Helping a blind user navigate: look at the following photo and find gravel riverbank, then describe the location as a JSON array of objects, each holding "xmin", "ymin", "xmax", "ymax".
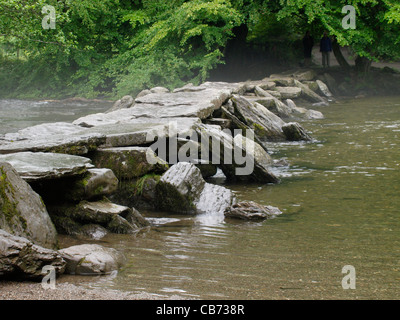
[{"xmin": 0, "ymin": 281, "xmax": 184, "ymax": 300}]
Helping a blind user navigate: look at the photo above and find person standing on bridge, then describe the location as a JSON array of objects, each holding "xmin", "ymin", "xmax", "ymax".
[
  {"xmin": 302, "ymin": 31, "xmax": 314, "ymax": 67},
  {"xmin": 320, "ymin": 31, "xmax": 332, "ymax": 68}
]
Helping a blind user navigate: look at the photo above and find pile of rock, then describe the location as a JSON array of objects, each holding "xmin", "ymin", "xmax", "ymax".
[
  {"xmin": 1, "ymin": 71, "xmax": 335, "ymax": 280},
  {"xmin": 0, "ymin": 229, "xmax": 125, "ymax": 278},
  {"xmin": 0, "ymin": 163, "xmax": 126, "ymax": 279}
]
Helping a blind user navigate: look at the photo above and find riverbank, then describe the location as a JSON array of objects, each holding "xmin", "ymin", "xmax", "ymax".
[{"xmin": 0, "ymin": 281, "xmax": 183, "ymax": 300}]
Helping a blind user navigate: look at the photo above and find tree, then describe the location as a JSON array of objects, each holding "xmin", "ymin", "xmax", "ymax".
[
  {"xmin": 1, "ymin": 0, "xmax": 399, "ymax": 98},
  {"xmin": 272, "ymin": 0, "xmax": 400, "ymax": 74}
]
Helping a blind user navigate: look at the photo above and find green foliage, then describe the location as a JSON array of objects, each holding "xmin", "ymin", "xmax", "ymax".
[
  {"xmin": 0, "ymin": 0, "xmax": 399, "ymax": 98},
  {"xmin": 275, "ymin": 0, "xmax": 400, "ymax": 62},
  {"xmin": 0, "ymin": 0, "xmax": 242, "ymax": 98},
  {"xmin": 109, "ymin": 0, "xmax": 243, "ymax": 96}
]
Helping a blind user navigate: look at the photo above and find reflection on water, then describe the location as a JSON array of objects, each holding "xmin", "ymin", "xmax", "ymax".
[{"xmin": 3, "ymin": 96, "xmax": 400, "ymax": 299}]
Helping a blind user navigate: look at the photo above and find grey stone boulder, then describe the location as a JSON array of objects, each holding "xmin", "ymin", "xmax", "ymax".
[
  {"xmin": 155, "ymin": 162, "xmax": 235, "ymax": 214},
  {"xmin": 282, "ymin": 122, "xmax": 313, "ymax": 141},
  {"xmin": 285, "ymin": 99, "xmax": 324, "ymax": 120},
  {"xmin": 0, "ymin": 152, "xmax": 93, "ymax": 182},
  {"xmin": 123, "ymin": 207, "xmax": 150, "ymax": 229},
  {"xmin": 70, "ymin": 201, "xmax": 132, "ymax": 225},
  {"xmin": 194, "ymin": 124, "xmax": 278, "ymax": 183},
  {"xmin": 316, "ymin": 80, "xmax": 333, "ymax": 97},
  {"xmin": 257, "ymin": 81, "xmax": 277, "ymax": 91},
  {"xmin": 233, "ymin": 134, "xmax": 273, "ymax": 168},
  {"xmin": 265, "ymin": 90, "xmax": 282, "ymax": 99},
  {"xmin": 268, "ymin": 75, "xmax": 295, "ymax": 87},
  {"xmin": 48, "ymin": 200, "xmax": 148, "ymax": 235},
  {"xmin": 203, "ymin": 118, "xmax": 232, "ymax": 130},
  {"xmin": 270, "ymin": 98, "xmax": 293, "ymax": 118},
  {"xmin": 232, "ymin": 134, "xmax": 279, "ymax": 183},
  {"xmin": 0, "ymin": 229, "xmax": 66, "ymax": 279},
  {"xmin": 150, "ymin": 86, "xmax": 170, "ymax": 94},
  {"xmin": 303, "ymin": 81, "xmax": 319, "ymax": 92},
  {"xmin": 0, "ymin": 162, "xmax": 58, "ymax": 249},
  {"xmin": 221, "ymin": 105, "xmax": 271, "ymax": 153},
  {"xmin": 106, "ymin": 215, "xmax": 139, "ymax": 234},
  {"xmin": 66, "ymin": 168, "xmax": 119, "ymax": 201},
  {"xmin": 230, "ymin": 96, "xmax": 286, "ymax": 142},
  {"xmin": 224, "ymin": 201, "xmax": 282, "ymax": 221},
  {"xmin": 90, "ymin": 147, "xmax": 169, "ymax": 180},
  {"xmin": 136, "ymin": 89, "xmax": 151, "ymax": 98},
  {"xmin": 274, "ymin": 86, "xmax": 302, "ymax": 99},
  {"xmin": 197, "ymin": 125, "xmax": 279, "ymax": 183},
  {"xmin": 285, "ymin": 99, "xmax": 308, "ymax": 115},
  {"xmin": 193, "ymin": 160, "xmax": 218, "ymax": 179},
  {"xmin": 246, "ymin": 96, "xmax": 276, "ymax": 110},
  {"xmin": 252, "ymin": 87, "xmax": 292, "ymax": 118},
  {"xmin": 254, "ymin": 85, "xmax": 272, "ymax": 98},
  {"xmin": 294, "ymin": 79, "xmax": 327, "ymax": 104},
  {"xmin": 195, "ymin": 182, "xmax": 235, "ymax": 215},
  {"xmin": 155, "ymin": 162, "xmax": 205, "ymax": 214},
  {"xmin": 319, "ymin": 73, "xmax": 337, "ymax": 94},
  {"xmin": 59, "ymin": 244, "xmax": 126, "ymax": 275},
  {"xmin": 305, "ymin": 109, "xmax": 325, "ymax": 120},
  {"xmin": 106, "ymin": 95, "xmax": 134, "ymax": 113},
  {"xmin": 292, "ymin": 69, "xmax": 316, "ymax": 81}
]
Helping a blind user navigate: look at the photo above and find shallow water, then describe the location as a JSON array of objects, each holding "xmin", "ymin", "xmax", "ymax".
[
  {"xmin": 2, "ymin": 96, "xmax": 400, "ymax": 299},
  {"xmin": 0, "ymin": 99, "xmax": 112, "ymax": 135}
]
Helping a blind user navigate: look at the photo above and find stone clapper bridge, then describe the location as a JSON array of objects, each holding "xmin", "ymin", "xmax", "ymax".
[{"xmin": 0, "ymin": 70, "xmax": 332, "ymax": 278}]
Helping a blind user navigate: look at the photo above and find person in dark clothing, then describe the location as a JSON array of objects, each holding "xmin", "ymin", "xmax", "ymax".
[
  {"xmin": 320, "ymin": 31, "xmax": 332, "ymax": 68},
  {"xmin": 302, "ymin": 31, "xmax": 314, "ymax": 67}
]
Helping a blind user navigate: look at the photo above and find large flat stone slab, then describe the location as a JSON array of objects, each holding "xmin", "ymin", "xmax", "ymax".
[
  {"xmin": 274, "ymin": 86, "xmax": 302, "ymax": 99},
  {"xmin": 83, "ymin": 117, "xmax": 201, "ymax": 148},
  {"xmin": 3, "ymin": 122, "xmax": 85, "ymax": 141},
  {"xmin": 0, "ymin": 152, "xmax": 93, "ymax": 181},
  {"xmin": 72, "ymin": 86, "xmax": 232, "ymax": 127},
  {"xmin": 0, "ymin": 131, "xmax": 106, "ymax": 155},
  {"xmin": 0, "ymin": 118, "xmax": 201, "ymax": 155}
]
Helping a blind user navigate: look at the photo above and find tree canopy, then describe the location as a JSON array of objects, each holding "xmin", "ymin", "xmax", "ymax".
[{"xmin": 0, "ymin": 0, "xmax": 399, "ymax": 98}]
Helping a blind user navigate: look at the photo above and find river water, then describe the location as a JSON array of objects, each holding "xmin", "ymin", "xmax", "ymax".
[{"xmin": 1, "ymin": 96, "xmax": 399, "ymax": 299}]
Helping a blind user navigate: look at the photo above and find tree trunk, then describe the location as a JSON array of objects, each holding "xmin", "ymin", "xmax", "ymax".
[
  {"xmin": 355, "ymin": 56, "xmax": 372, "ymax": 75},
  {"xmin": 332, "ymin": 40, "xmax": 351, "ymax": 70}
]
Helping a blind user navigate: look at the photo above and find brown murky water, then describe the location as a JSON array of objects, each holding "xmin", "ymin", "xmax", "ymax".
[{"xmin": 2, "ymin": 96, "xmax": 400, "ymax": 299}]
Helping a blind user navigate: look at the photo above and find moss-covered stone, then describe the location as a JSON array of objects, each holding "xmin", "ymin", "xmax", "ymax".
[
  {"xmin": 90, "ymin": 147, "xmax": 169, "ymax": 180},
  {"xmin": 0, "ymin": 162, "xmax": 58, "ymax": 249},
  {"xmin": 0, "ymin": 166, "xmax": 19, "ymax": 228}
]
